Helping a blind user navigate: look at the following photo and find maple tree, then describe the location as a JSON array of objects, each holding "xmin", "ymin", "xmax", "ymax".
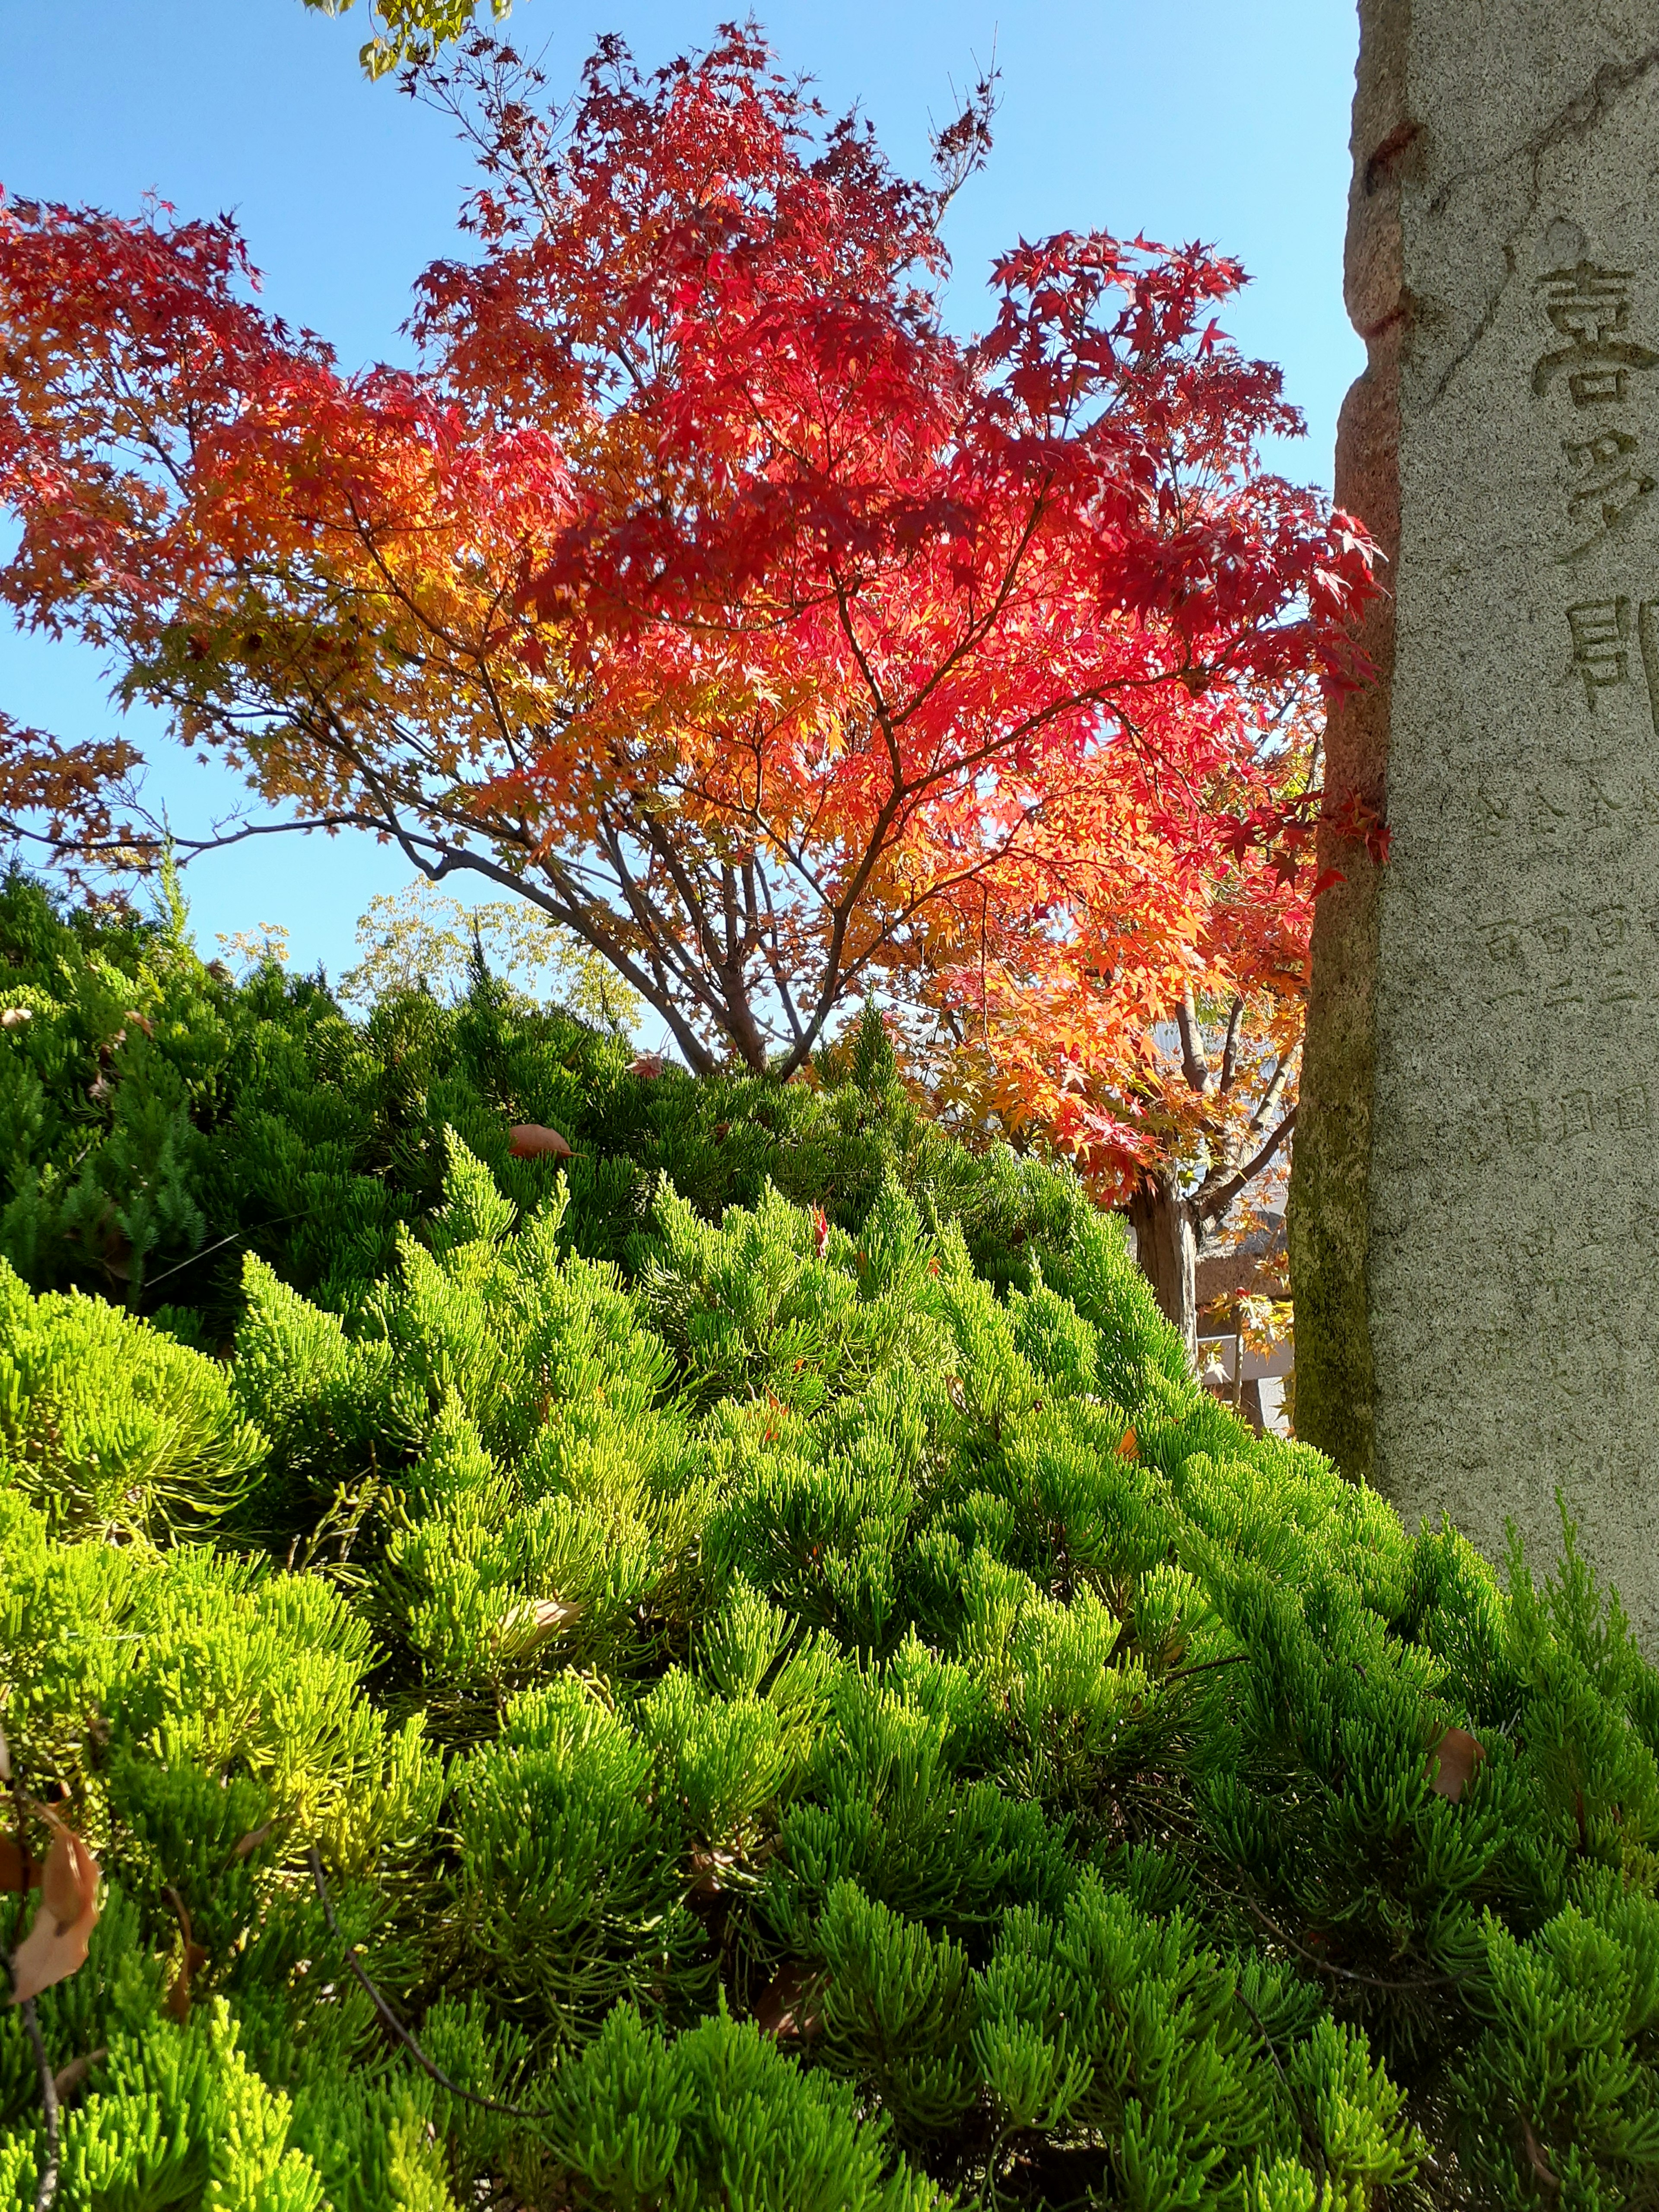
[
  {"xmin": 0, "ymin": 28, "xmax": 1375, "ymax": 1336},
  {"xmin": 905, "ymin": 695, "xmax": 1329, "ymax": 1357},
  {"xmin": 948, "ymin": 966, "xmax": 1308, "ymax": 1367}
]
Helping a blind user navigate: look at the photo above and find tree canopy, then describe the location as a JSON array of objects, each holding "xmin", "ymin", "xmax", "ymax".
[{"xmin": 0, "ymin": 27, "xmax": 1373, "ymax": 1214}]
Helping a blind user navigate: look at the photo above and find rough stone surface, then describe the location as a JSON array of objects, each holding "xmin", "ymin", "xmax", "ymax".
[{"xmin": 1290, "ymin": 0, "xmax": 1659, "ymax": 1641}]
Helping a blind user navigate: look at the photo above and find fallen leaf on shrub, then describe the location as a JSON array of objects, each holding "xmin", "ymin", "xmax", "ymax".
[
  {"xmin": 230, "ymin": 1821, "xmax": 277, "ymax": 1863},
  {"xmin": 122, "ymin": 1009, "xmax": 154, "ymax": 1038},
  {"xmin": 0, "ymin": 1007, "xmax": 31, "ymax": 1028},
  {"xmin": 52, "ymin": 2048, "xmax": 105, "ymax": 2104},
  {"xmin": 499, "ymin": 1595, "xmax": 582, "ymax": 1646},
  {"xmin": 1430, "ymin": 1726, "xmax": 1485, "ymax": 1802},
  {"xmin": 508, "ymin": 1122, "xmax": 572, "ymax": 1159},
  {"xmin": 629, "ymin": 1051, "xmax": 666, "ymax": 1078},
  {"xmin": 754, "ymin": 1961, "xmax": 823, "ymax": 2043},
  {"xmin": 1117, "ymin": 1427, "xmax": 1138, "ymax": 1459},
  {"xmin": 9, "ymin": 1815, "xmax": 99, "ymax": 2003},
  {"xmin": 0, "ymin": 1836, "xmax": 38, "ymax": 1893}
]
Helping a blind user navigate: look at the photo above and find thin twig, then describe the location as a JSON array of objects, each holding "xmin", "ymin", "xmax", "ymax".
[
  {"xmin": 1235, "ymin": 1887, "xmax": 1471, "ymax": 1993},
  {"xmin": 87, "ymin": 1197, "xmax": 321, "ymax": 1304},
  {"xmin": 4, "ymin": 1762, "xmax": 58, "ymax": 2212},
  {"xmin": 140, "ymin": 1230, "xmax": 248, "ymax": 1292},
  {"xmin": 1162, "ymin": 1651, "xmax": 1250, "ymax": 1684},
  {"xmin": 19, "ymin": 1999, "xmax": 59, "ymax": 2212},
  {"xmin": 308, "ymin": 1847, "xmax": 553, "ymax": 2121}
]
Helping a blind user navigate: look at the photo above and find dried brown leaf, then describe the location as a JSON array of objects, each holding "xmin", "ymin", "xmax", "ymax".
[
  {"xmin": 162, "ymin": 1883, "xmax": 207, "ymax": 2020},
  {"xmin": 0, "ymin": 1835, "xmax": 38, "ymax": 1893},
  {"xmin": 231, "ymin": 1821, "xmax": 276, "ymax": 1863},
  {"xmin": 1519, "ymin": 2113, "xmax": 1560, "ymax": 2194},
  {"xmin": 165, "ymin": 1941, "xmax": 208, "ymax": 2021},
  {"xmin": 51, "ymin": 2047, "xmax": 105, "ymax": 2104},
  {"xmin": 499, "ymin": 1595, "xmax": 582, "ymax": 1649},
  {"xmin": 0, "ymin": 1007, "xmax": 29, "ymax": 1029},
  {"xmin": 686, "ymin": 1845, "xmax": 739, "ymax": 1901},
  {"xmin": 9, "ymin": 1818, "xmax": 99, "ymax": 2003},
  {"xmin": 753, "ymin": 1960, "xmax": 823, "ymax": 2043},
  {"xmin": 508, "ymin": 1122, "xmax": 572, "ymax": 1159},
  {"xmin": 1430, "ymin": 1726, "xmax": 1485, "ymax": 1803}
]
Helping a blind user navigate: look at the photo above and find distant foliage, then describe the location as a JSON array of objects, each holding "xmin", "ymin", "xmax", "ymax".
[
  {"xmin": 337, "ymin": 882, "xmax": 638, "ymax": 1030},
  {"xmin": 299, "ymin": 0, "xmax": 510, "ymax": 79},
  {"xmin": 216, "ymin": 921, "xmax": 291, "ymax": 973},
  {"xmin": 3, "ymin": 880, "xmax": 1659, "ymax": 2206}
]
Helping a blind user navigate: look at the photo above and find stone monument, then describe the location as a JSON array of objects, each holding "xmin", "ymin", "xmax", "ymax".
[{"xmin": 1289, "ymin": 1, "xmax": 1659, "ymax": 1641}]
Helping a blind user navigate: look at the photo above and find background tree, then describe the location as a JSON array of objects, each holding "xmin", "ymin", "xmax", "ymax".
[
  {"xmin": 908, "ymin": 756, "xmax": 1317, "ymax": 1356},
  {"xmin": 0, "ymin": 30, "xmax": 1373, "ymax": 1101},
  {"xmin": 215, "ymin": 919, "xmax": 292, "ymax": 974},
  {"xmin": 337, "ymin": 880, "xmax": 639, "ymax": 1022},
  {"xmin": 300, "ymin": 0, "xmax": 511, "ymax": 78}
]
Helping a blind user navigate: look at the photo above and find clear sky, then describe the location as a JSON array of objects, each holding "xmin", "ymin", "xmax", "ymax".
[{"xmin": 1, "ymin": 0, "xmax": 1363, "ymax": 982}]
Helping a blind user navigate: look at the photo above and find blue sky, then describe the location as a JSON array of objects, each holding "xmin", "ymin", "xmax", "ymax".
[{"xmin": 1, "ymin": 0, "xmax": 1362, "ymax": 981}]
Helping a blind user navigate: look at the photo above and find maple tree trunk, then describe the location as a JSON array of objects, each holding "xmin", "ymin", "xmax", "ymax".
[{"xmin": 1127, "ymin": 1169, "xmax": 1198, "ymax": 1369}]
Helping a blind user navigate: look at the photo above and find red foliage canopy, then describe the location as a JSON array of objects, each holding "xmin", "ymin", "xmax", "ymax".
[{"xmin": 0, "ymin": 28, "xmax": 1374, "ymax": 1175}]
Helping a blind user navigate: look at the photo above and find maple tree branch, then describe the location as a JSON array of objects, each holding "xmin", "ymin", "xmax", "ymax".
[
  {"xmin": 596, "ymin": 807, "xmax": 734, "ymax": 1053},
  {"xmin": 1218, "ymin": 996, "xmax": 1246, "ymax": 1094},
  {"xmin": 751, "ymin": 859, "xmax": 807, "ymax": 1050},
  {"xmin": 1176, "ymin": 988, "xmax": 1210, "ymax": 1096},
  {"xmin": 1247, "ymin": 1052, "xmax": 1294, "ymax": 1137},
  {"xmin": 120, "ymin": 790, "xmax": 723, "ymax": 1073},
  {"xmin": 1195, "ymin": 1106, "xmax": 1296, "ymax": 1226},
  {"xmin": 636, "ymin": 814, "xmax": 728, "ymax": 984},
  {"xmin": 904, "ymin": 497, "xmax": 1053, "ymax": 721},
  {"xmin": 240, "ymin": 684, "xmax": 723, "ymax": 1062}
]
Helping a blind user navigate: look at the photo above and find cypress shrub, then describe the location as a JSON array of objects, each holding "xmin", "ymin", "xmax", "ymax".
[{"xmin": 1, "ymin": 873, "xmax": 1656, "ymax": 2207}]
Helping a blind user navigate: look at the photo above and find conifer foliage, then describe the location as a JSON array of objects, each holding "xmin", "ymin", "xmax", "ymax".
[{"xmin": 3, "ymin": 873, "xmax": 1659, "ymax": 2209}]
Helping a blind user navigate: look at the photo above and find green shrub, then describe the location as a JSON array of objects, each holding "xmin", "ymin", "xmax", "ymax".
[
  {"xmin": 5, "ymin": 880, "xmax": 1659, "ymax": 2206},
  {"xmin": 0, "ymin": 1257, "xmax": 266, "ymax": 1539}
]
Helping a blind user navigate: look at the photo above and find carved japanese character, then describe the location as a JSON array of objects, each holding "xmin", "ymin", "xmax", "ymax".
[
  {"xmin": 1505, "ymin": 1097, "xmax": 1542, "ymax": 1147},
  {"xmin": 1535, "ymin": 264, "xmax": 1659, "ymax": 405},
  {"xmin": 1567, "ymin": 597, "xmax": 1630, "ymax": 701},
  {"xmin": 1616, "ymin": 1083, "xmax": 1652, "ymax": 1131}
]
